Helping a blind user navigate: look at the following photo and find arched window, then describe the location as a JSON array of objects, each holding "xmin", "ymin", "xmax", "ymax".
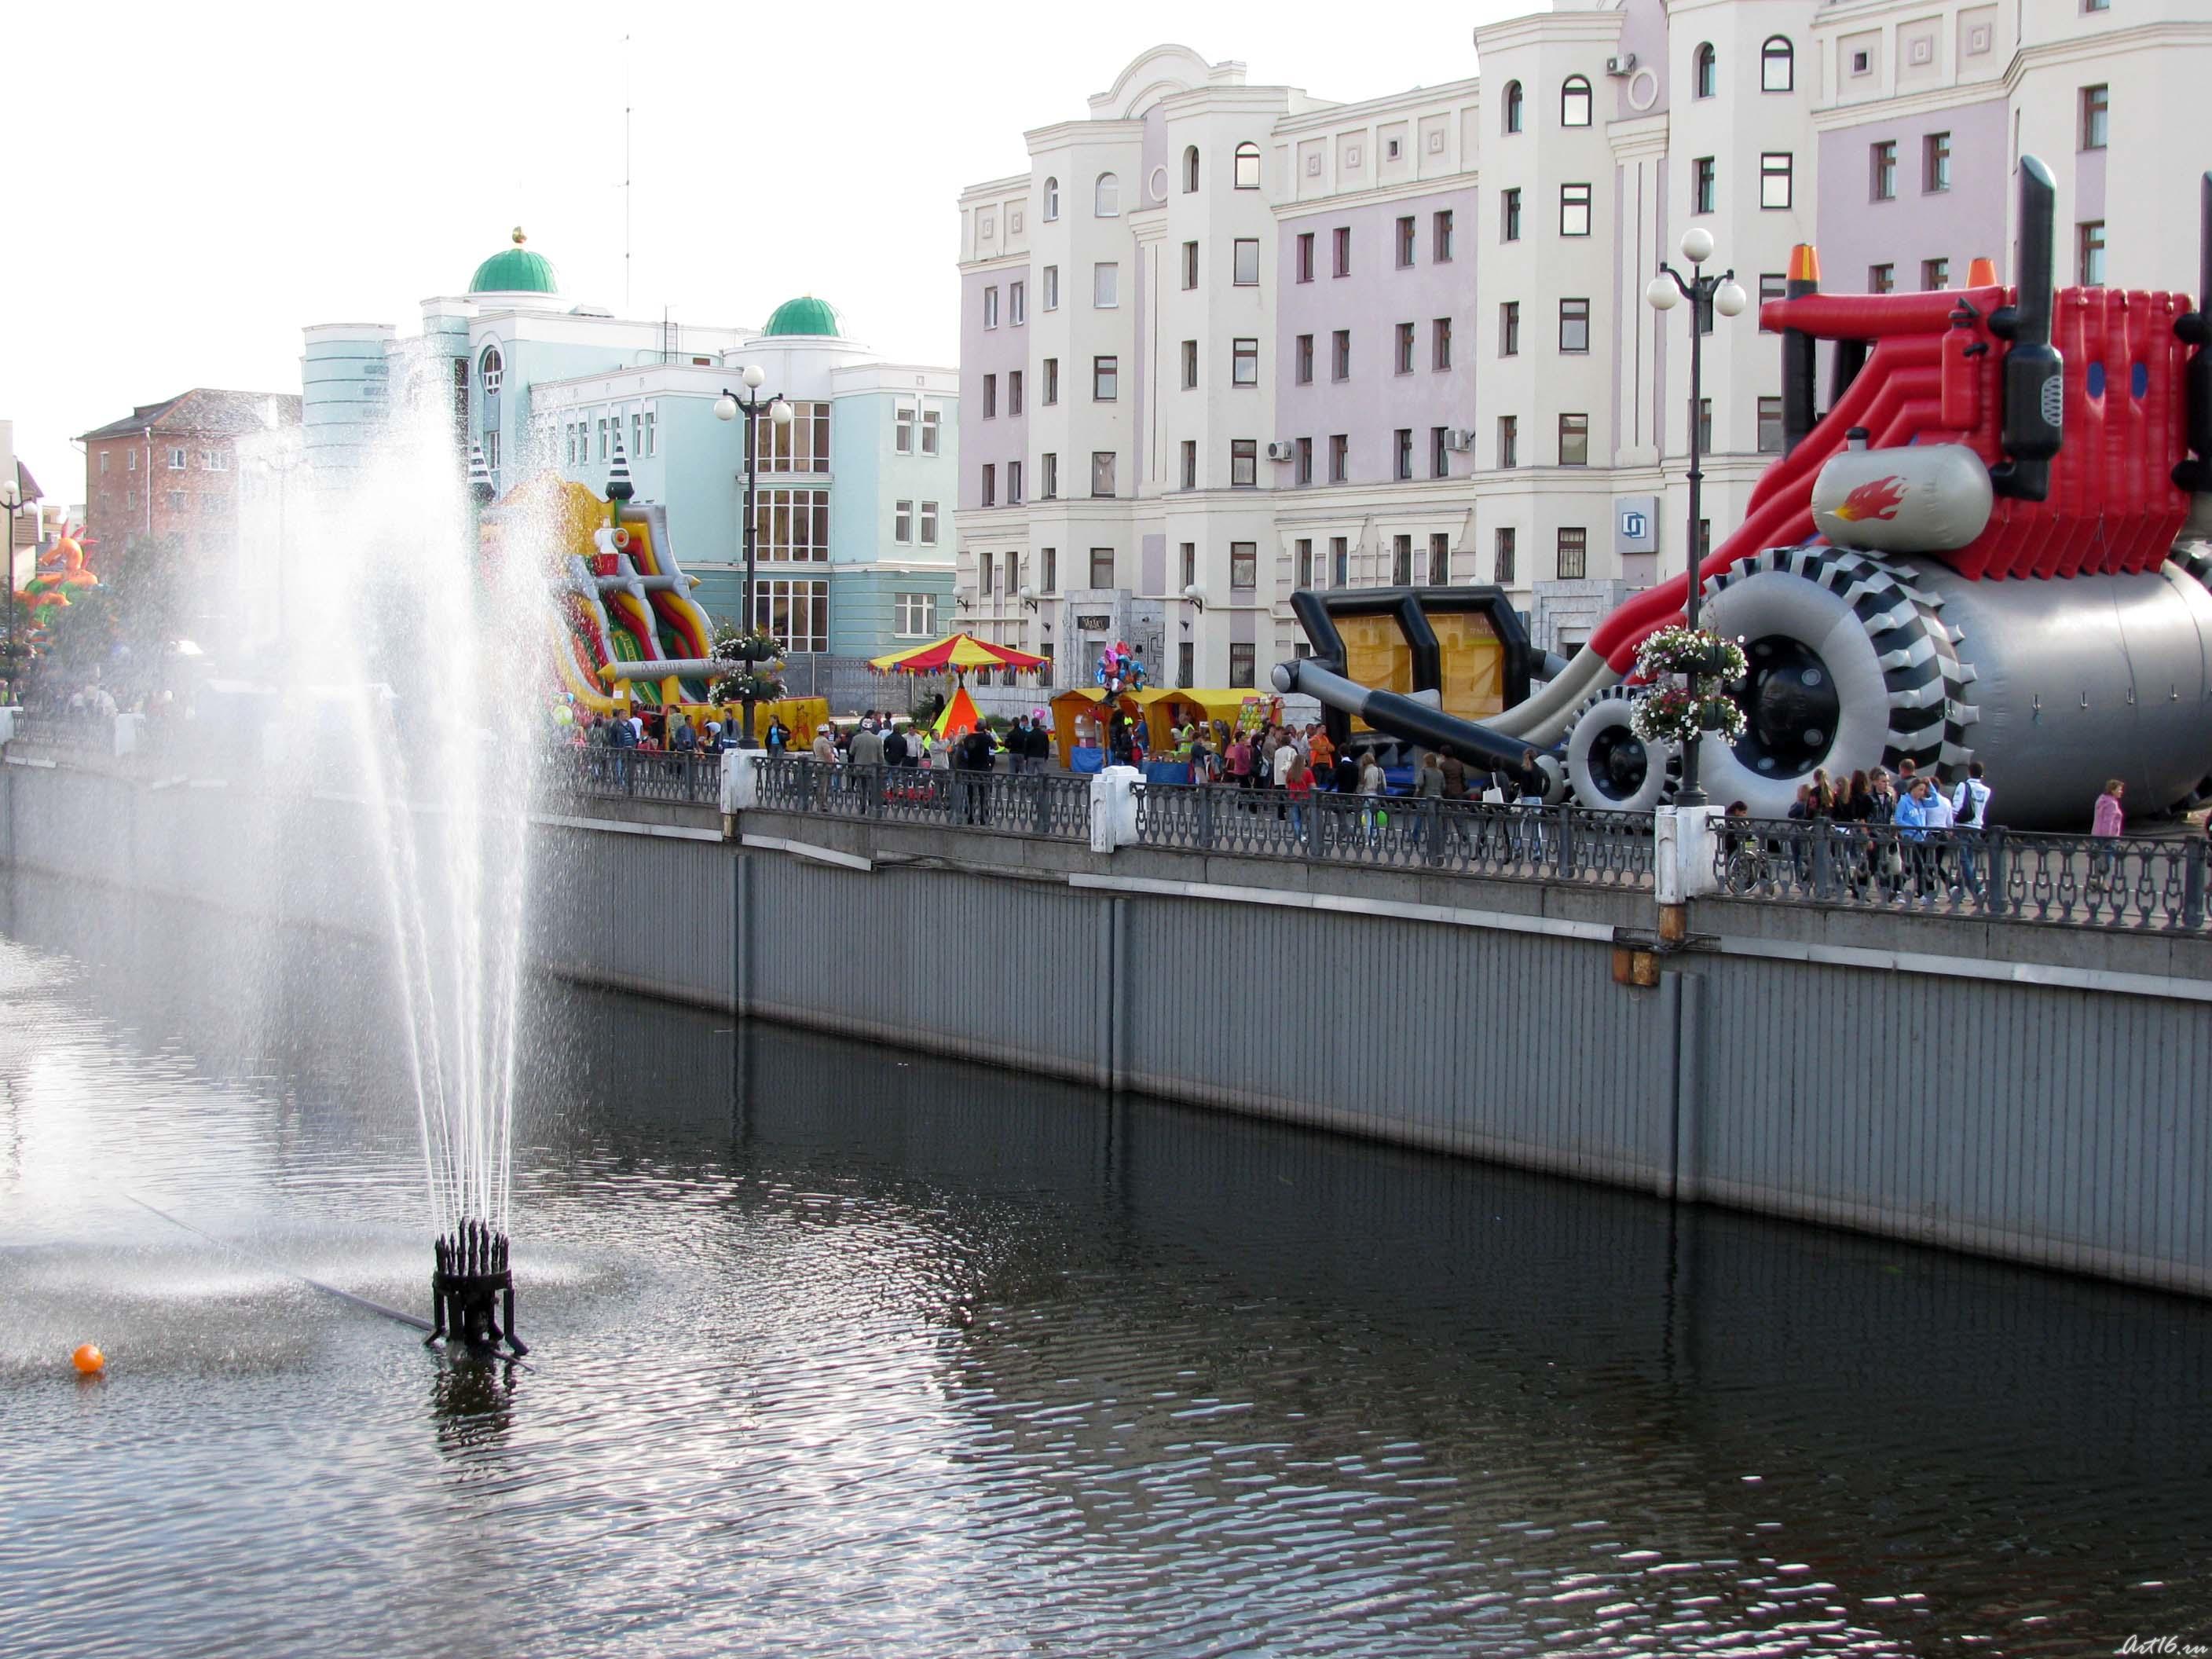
[
  {"xmin": 1094, "ymin": 172, "xmax": 1119, "ymax": 217},
  {"xmin": 1233, "ymin": 141, "xmax": 1261, "ymax": 190},
  {"xmin": 1042, "ymin": 176, "xmax": 1059, "ymax": 221},
  {"xmin": 1694, "ymin": 43, "xmax": 1717, "ymax": 99},
  {"xmin": 479, "ymin": 346, "xmax": 504, "ymax": 396},
  {"xmin": 1761, "ymin": 36, "xmax": 1794, "ymax": 93},
  {"xmin": 1503, "ymin": 79, "xmax": 1524, "ymax": 134},
  {"xmin": 1561, "ymin": 75, "xmax": 1592, "ymax": 127},
  {"xmin": 1182, "ymin": 145, "xmax": 1199, "ymax": 193}
]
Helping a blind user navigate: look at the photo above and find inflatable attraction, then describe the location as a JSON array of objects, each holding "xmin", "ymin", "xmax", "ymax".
[{"xmin": 1277, "ymin": 159, "xmax": 2212, "ymax": 829}]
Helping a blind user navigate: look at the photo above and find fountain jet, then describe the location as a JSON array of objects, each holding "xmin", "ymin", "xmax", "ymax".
[{"xmin": 427, "ymin": 1218, "xmax": 527, "ymax": 1358}]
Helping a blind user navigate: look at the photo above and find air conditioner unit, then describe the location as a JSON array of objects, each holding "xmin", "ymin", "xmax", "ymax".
[
  {"xmin": 1444, "ymin": 428, "xmax": 1478, "ymax": 452},
  {"xmin": 1604, "ymin": 52, "xmax": 1636, "ymax": 76},
  {"xmin": 1265, "ymin": 441, "xmax": 1296, "ymax": 462}
]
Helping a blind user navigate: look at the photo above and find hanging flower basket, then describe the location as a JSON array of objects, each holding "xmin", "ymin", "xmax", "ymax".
[
  {"xmin": 1630, "ymin": 685, "xmax": 1748, "ymax": 748},
  {"xmin": 1634, "ymin": 625, "xmax": 1747, "ymax": 684},
  {"xmin": 710, "ymin": 622, "xmax": 787, "ymax": 705}
]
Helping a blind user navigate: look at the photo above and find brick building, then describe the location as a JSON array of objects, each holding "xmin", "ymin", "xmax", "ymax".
[{"xmin": 79, "ymin": 389, "xmax": 301, "ymax": 569}]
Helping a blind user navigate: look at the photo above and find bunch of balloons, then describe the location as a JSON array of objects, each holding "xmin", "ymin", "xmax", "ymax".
[{"xmin": 1095, "ymin": 640, "xmax": 1148, "ymax": 696}]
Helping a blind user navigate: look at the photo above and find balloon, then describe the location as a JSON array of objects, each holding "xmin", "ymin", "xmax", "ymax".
[{"xmin": 72, "ymin": 1343, "xmax": 104, "ymax": 1375}]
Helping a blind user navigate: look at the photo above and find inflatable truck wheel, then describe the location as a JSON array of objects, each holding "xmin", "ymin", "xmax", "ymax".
[
  {"xmin": 2167, "ymin": 542, "xmax": 2212, "ymax": 810},
  {"xmin": 1694, "ymin": 545, "xmax": 1977, "ymax": 818},
  {"xmin": 1564, "ymin": 687, "xmax": 1680, "ymax": 811}
]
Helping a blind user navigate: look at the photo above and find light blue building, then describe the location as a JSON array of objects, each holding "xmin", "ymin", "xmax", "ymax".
[{"xmin": 301, "ymin": 231, "xmax": 959, "ymax": 665}]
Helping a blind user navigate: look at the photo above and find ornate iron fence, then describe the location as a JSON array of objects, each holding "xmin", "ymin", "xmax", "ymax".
[
  {"xmin": 551, "ymin": 747, "xmax": 725, "ymax": 807},
  {"xmin": 753, "ymin": 756, "xmax": 1092, "ymax": 840},
  {"xmin": 1712, "ymin": 816, "xmax": 2210, "ymax": 932}
]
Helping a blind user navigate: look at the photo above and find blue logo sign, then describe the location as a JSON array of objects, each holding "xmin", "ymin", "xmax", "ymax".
[{"xmin": 1621, "ymin": 511, "xmax": 1648, "ymax": 540}]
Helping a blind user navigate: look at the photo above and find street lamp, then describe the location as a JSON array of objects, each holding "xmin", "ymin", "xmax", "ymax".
[
  {"xmin": 1, "ymin": 479, "xmax": 30, "ymax": 703},
  {"xmin": 713, "ymin": 365, "xmax": 794, "ymax": 747},
  {"xmin": 1644, "ymin": 226, "xmax": 1748, "ymax": 808}
]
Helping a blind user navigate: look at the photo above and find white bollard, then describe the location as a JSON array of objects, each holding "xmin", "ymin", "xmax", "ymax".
[
  {"xmin": 721, "ymin": 748, "xmax": 765, "ymax": 812},
  {"xmin": 1654, "ymin": 804, "xmax": 1722, "ymax": 903},
  {"xmin": 1090, "ymin": 765, "xmax": 1141, "ymax": 854}
]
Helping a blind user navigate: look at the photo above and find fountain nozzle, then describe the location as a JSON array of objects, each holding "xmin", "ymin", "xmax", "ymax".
[{"xmin": 427, "ymin": 1219, "xmax": 527, "ymax": 1358}]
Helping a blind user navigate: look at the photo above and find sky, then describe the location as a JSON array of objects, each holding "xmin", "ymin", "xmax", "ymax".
[{"xmin": 2, "ymin": 0, "xmax": 1530, "ymax": 510}]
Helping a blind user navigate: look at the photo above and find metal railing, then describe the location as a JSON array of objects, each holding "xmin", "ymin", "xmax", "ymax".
[
  {"xmin": 5, "ymin": 713, "xmax": 116, "ymax": 750},
  {"xmin": 1712, "ymin": 817, "xmax": 2210, "ymax": 932},
  {"xmin": 1133, "ymin": 784, "xmax": 1654, "ymax": 885},
  {"xmin": 753, "ymin": 756, "xmax": 1093, "ymax": 840},
  {"xmin": 549, "ymin": 747, "xmax": 725, "ymax": 807}
]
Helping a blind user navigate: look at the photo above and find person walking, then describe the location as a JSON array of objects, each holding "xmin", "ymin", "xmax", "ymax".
[
  {"xmin": 1286, "ymin": 755, "xmax": 1314, "ymax": 844},
  {"xmin": 956, "ymin": 723, "xmax": 998, "ymax": 823},
  {"xmin": 1511, "ymin": 746, "xmax": 1548, "ymax": 864},
  {"xmin": 849, "ymin": 716, "xmax": 884, "ymax": 768},
  {"xmin": 2089, "ymin": 777, "xmax": 2126, "ymax": 897},
  {"xmin": 1357, "ymin": 748, "xmax": 1387, "ymax": 848},
  {"xmin": 1952, "ymin": 760, "xmax": 1992, "ymax": 899},
  {"xmin": 1227, "ymin": 730, "xmax": 1255, "ymax": 801},
  {"xmin": 1416, "ymin": 751, "xmax": 1445, "ymax": 798},
  {"xmin": 1025, "ymin": 716, "xmax": 1052, "ymax": 775},
  {"xmin": 883, "ymin": 723, "xmax": 910, "ymax": 767}
]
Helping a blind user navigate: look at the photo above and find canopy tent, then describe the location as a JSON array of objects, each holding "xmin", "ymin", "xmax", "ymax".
[
  {"xmin": 1050, "ymin": 687, "xmax": 1284, "ymax": 767},
  {"xmin": 869, "ymin": 632, "xmax": 1049, "ymax": 678},
  {"xmin": 933, "ymin": 683, "xmax": 983, "ymax": 738}
]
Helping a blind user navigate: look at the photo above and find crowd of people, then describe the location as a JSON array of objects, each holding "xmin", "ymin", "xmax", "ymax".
[{"xmin": 569, "ymin": 707, "xmax": 727, "ymax": 758}]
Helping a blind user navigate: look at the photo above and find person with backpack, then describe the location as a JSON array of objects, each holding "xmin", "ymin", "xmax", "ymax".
[{"xmin": 1952, "ymin": 760, "xmax": 1992, "ymax": 898}]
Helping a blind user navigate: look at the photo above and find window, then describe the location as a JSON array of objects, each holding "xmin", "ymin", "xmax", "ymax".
[
  {"xmin": 1870, "ymin": 263, "xmax": 1895, "ymax": 294},
  {"xmin": 597, "ymin": 419, "xmax": 609, "ymax": 460},
  {"xmin": 1043, "ymin": 176, "xmax": 1059, "ymax": 220},
  {"xmin": 1396, "ymin": 321, "xmax": 1416, "ymax": 374},
  {"xmin": 1561, "ymin": 75, "xmax": 1591, "ymax": 126},
  {"xmin": 1183, "ymin": 145, "xmax": 1200, "ymax": 193},
  {"xmin": 1091, "ymin": 452, "xmax": 1117, "ymax": 496},
  {"xmin": 753, "ymin": 488, "xmax": 831, "ymax": 561},
  {"xmin": 1559, "ymin": 298, "xmax": 1590, "ymax": 353},
  {"xmin": 1694, "ymin": 42, "xmax": 1716, "ymax": 99},
  {"xmin": 1760, "ymin": 272, "xmax": 1788, "ymax": 304},
  {"xmin": 1498, "ymin": 416, "xmax": 1518, "ymax": 469},
  {"xmin": 1503, "ymin": 79, "xmax": 1524, "ymax": 134},
  {"xmin": 169, "ymin": 447, "xmax": 186, "ymax": 470},
  {"xmin": 1181, "ymin": 543, "xmax": 1197, "ymax": 588},
  {"xmin": 1231, "ymin": 542, "xmax": 1257, "ymax": 588},
  {"xmin": 1177, "ymin": 641, "xmax": 1194, "ymax": 688},
  {"xmin": 1697, "ymin": 518, "xmax": 1712, "ymax": 558},
  {"xmin": 1500, "ymin": 301, "xmax": 1521, "ymax": 356},
  {"xmin": 895, "ymin": 500, "xmax": 914, "ymax": 543},
  {"xmin": 1233, "ymin": 238, "xmax": 1259, "ymax": 285},
  {"xmin": 2082, "ymin": 84, "xmax": 2108, "ymax": 150},
  {"xmin": 1229, "ymin": 643, "xmax": 1256, "ymax": 687},
  {"xmin": 631, "ymin": 412, "xmax": 643, "ymax": 458},
  {"xmin": 1503, "ymin": 188, "xmax": 1522, "ymax": 241},
  {"xmin": 1560, "ymin": 183, "xmax": 1591, "ymax": 236},
  {"xmin": 1332, "ymin": 329, "xmax": 1351, "ymax": 380},
  {"xmin": 1296, "ymin": 232, "xmax": 1314, "ymax": 282},
  {"xmin": 1296, "ymin": 538, "xmax": 1314, "ymax": 588},
  {"xmin": 166, "ymin": 489, "xmax": 185, "ymax": 511},
  {"xmin": 1872, "ymin": 141, "xmax": 1897, "ymax": 200},
  {"xmin": 644, "ymin": 409, "xmax": 656, "ymax": 456},
  {"xmin": 757, "ymin": 402, "xmax": 833, "ymax": 473},
  {"xmin": 562, "ymin": 425, "xmax": 575, "ymax": 465},
  {"xmin": 1329, "ymin": 434, "xmax": 1349, "ymax": 483},
  {"xmin": 1232, "ymin": 337, "xmax": 1259, "ymax": 386},
  {"xmin": 1296, "ymin": 436, "xmax": 1313, "ymax": 485},
  {"xmin": 200, "ymin": 448, "xmax": 226, "ymax": 471},
  {"xmin": 1042, "ymin": 453, "xmax": 1057, "ymax": 499},
  {"xmin": 1095, "ymin": 173, "xmax": 1119, "ymax": 216},
  {"xmin": 1434, "ymin": 211, "xmax": 1455, "ymax": 262},
  {"xmin": 895, "ymin": 593, "xmax": 938, "ymax": 637},
  {"xmin": 2079, "ymin": 221, "xmax": 2107, "ymax": 286},
  {"xmin": 1010, "ymin": 280, "xmax": 1025, "ymax": 324},
  {"xmin": 1429, "ymin": 532, "xmax": 1450, "ymax": 584},
  {"xmin": 1697, "ymin": 397, "xmax": 1713, "ymax": 452},
  {"xmin": 1090, "ymin": 548, "xmax": 1115, "ymax": 588},
  {"xmin": 1181, "ymin": 339, "xmax": 1199, "ymax": 390},
  {"xmin": 1397, "ymin": 215, "xmax": 1417, "ymax": 267},
  {"xmin": 1760, "ymin": 152, "xmax": 1793, "ymax": 211},
  {"xmin": 1043, "ymin": 266, "xmax": 1059, "ymax": 309},
  {"xmin": 1392, "ymin": 534, "xmax": 1413, "ymax": 585},
  {"xmin": 980, "ymin": 463, "xmax": 995, "ymax": 507},
  {"xmin": 1296, "ymin": 334, "xmax": 1315, "ymax": 383},
  {"xmin": 1558, "ymin": 412, "xmax": 1589, "ymax": 466},
  {"xmin": 1557, "ymin": 526, "xmax": 1588, "ymax": 580},
  {"xmin": 1182, "ymin": 241, "xmax": 1198, "ymax": 289},
  {"xmin": 1093, "ymin": 356, "xmax": 1118, "ymax": 401},
  {"xmin": 1093, "ymin": 262, "xmax": 1119, "ymax": 307},
  {"xmin": 983, "ymin": 285, "xmax": 1000, "ymax": 328},
  {"xmin": 1234, "ymin": 141, "xmax": 1261, "ymax": 189},
  {"xmin": 1181, "ymin": 441, "xmax": 1197, "ymax": 489},
  {"xmin": 1693, "ymin": 156, "xmax": 1716, "ymax": 214},
  {"xmin": 1009, "ymin": 370, "xmax": 1024, "ymax": 416},
  {"xmin": 480, "ymin": 346, "xmax": 504, "ymax": 394},
  {"xmin": 100, "ymin": 451, "xmax": 109, "ymax": 474},
  {"xmin": 1757, "ymin": 397, "xmax": 1785, "ymax": 454},
  {"xmin": 1232, "ymin": 440, "xmax": 1258, "ymax": 487},
  {"xmin": 753, "ymin": 579, "xmax": 828, "ymax": 654},
  {"xmin": 1921, "ymin": 258, "xmax": 1950, "ymax": 291},
  {"xmin": 1431, "ymin": 427, "xmax": 1450, "ymax": 479},
  {"xmin": 1394, "ymin": 429, "xmax": 1413, "ymax": 481},
  {"xmin": 1925, "ymin": 131, "xmax": 1951, "ymax": 193},
  {"xmin": 1333, "ymin": 225, "xmax": 1352, "ymax": 276},
  {"xmin": 1762, "ymin": 36, "xmax": 1794, "ymax": 93},
  {"xmin": 1009, "ymin": 461, "xmax": 1023, "ymax": 504},
  {"xmin": 1494, "ymin": 527, "xmax": 1517, "ymax": 584},
  {"xmin": 1433, "ymin": 317, "xmax": 1452, "ymax": 371},
  {"xmin": 983, "ymin": 374, "xmax": 997, "ymax": 419},
  {"xmin": 1041, "ymin": 548, "xmax": 1056, "ymax": 591},
  {"xmin": 126, "ymin": 449, "xmax": 137, "ymax": 471},
  {"xmin": 1043, "ymin": 360, "xmax": 1059, "ymax": 405}
]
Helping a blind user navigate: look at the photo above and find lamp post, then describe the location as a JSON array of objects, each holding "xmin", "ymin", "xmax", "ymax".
[
  {"xmin": 1, "ymin": 480, "xmax": 29, "ymax": 702},
  {"xmin": 713, "ymin": 368, "xmax": 794, "ymax": 748},
  {"xmin": 1645, "ymin": 227, "xmax": 1749, "ymax": 808}
]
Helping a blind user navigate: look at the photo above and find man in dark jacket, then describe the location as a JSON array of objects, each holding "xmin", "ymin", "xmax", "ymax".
[
  {"xmin": 1332, "ymin": 750, "xmax": 1361, "ymax": 794},
  {"xmin": 956, "ymin": 725, "xmax": 997, "ymax": 822},
  {"xmin": 1025, "ymin": 718, "xmax": 1053, "ymax": 771},
  {"xmin": 884, "ymin": 724, "xmax": 910, "ymax": 767}
]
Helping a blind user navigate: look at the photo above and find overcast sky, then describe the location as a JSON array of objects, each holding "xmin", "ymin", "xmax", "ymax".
[{"xmin": 3, "ymin": 0, "xmax": 1529, "ymax": 509}]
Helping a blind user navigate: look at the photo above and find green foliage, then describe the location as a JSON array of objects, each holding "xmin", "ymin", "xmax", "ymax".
[
  {"xmin": 907, "ymin": 690, "xmax": 946, "ymax": 728},
  {"xmin": 29, "ymin": 533, "xmax": 192, "ymax": 700}
]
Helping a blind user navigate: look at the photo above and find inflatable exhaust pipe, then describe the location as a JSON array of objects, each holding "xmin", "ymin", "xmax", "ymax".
[
  {"xmin": 2174, "ymin": 170, "xmax": 2212, "ymax": 495},
  {"xmin": 1987, "ymin": 156, "xmax": 2063, "ymax": 502}
]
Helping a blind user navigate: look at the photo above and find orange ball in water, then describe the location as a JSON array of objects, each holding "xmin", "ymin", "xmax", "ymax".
[{"xmin": 71, "ymin": 1344, "xmax": 104, "ymax": 1376}]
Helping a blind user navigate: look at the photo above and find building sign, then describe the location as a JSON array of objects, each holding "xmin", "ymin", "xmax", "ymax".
[
  {"xmin": 1076, "ymin": 613, "xmax": 1113, "ymax": 631},
  {"xmin": 1614, "ymin": 494, "xmax": 1659, "ymax": 554}
]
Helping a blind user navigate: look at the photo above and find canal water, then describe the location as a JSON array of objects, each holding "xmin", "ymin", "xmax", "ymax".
[{"xmin": 0, "ymin": 871, "xmax": 2204, "ymax": 1658}]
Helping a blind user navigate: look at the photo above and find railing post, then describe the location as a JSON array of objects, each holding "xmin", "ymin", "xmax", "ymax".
[
  {"xmin": 1988, "ymin": 827, "xmax": 2010, "ymax": 918},
  {"xmin": 1423, "ymin": 796, "xmax": 1442, "ymax": 866},
  {"xmin": 1198, "ymin": 785, "xmax": 1215, "ymax": 851},
  {"xmin": 2185, "ymin": 835, "xmax": 2207, "ymax": 931},
  {"xmin": 1811, "ymin": 820, "xmax": 1832, "ymax": 899},
  {"xmin": 1554, "ymin": 804, "xmax": 1573, "ymax": 879}
]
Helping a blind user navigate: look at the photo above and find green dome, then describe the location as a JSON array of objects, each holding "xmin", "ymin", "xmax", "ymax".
[
  {"xmin": 763, "ymin": 295, "xmax": 844, "ymax": 337},
  {"xmin": 470, "ymin": 229, "xmax": 558, "ymax": 295}
]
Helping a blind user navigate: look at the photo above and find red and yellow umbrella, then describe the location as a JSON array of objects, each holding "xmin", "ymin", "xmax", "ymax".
[{"xmin": 868, "ymin": 632, "xmax": 1048, "ymax": 676}]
